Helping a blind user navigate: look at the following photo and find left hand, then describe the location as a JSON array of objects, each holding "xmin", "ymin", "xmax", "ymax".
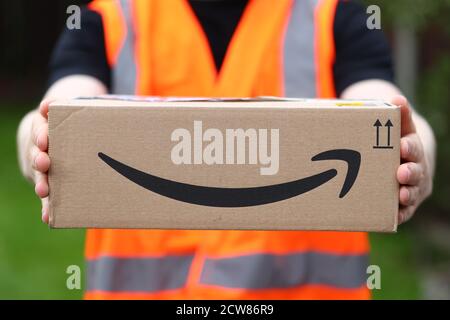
[{"xmin": 394, "ymin": 96, "xmax": 433, "ymax": 224}]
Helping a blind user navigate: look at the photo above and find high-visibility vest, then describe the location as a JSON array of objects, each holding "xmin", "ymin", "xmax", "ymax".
[{"xmin": 86, "ymin": 0, "xmax": 370, "ymax": 299}]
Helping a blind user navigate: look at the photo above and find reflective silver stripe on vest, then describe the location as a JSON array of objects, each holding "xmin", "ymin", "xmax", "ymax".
[
  {"xmin": 114, "ymin": 0, "xmax": 321, "ymax": 96},
  {"xmin": 200, "ymin": 252, "xmax": 368, "ymax": 289},
  {"xmin": 283, "ymin": 0, "xmax": 318, "ymax": 98},
  {"xmin": 87, "ymin": 255, "xmax": 194, "ymax": 292},
  {"xmin": 113, "ymin": 0, "xmax": 137, "ymax": 94}
]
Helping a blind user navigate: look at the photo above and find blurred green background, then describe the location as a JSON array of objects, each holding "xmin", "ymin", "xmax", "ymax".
[{"xmin": 0, "ymin": 0, "xmax": 449, "ymax": 299}]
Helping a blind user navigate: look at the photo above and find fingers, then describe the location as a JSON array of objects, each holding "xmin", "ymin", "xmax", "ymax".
[
  {"xmin": 399, "ymin": 185, "xmax": 420, "ymax": 206},
  {"xmin": 30, "ymin": 100, "xmax": 50, "ymax": 182},
  {"xmin": 397, "ymin": 162, "xmax": 423, "ymax": 186},
  {"xmin": 401, "ymin": 134, "xmax": 423, "ymax": 162},
  {"xmin": 41, "ymin": 197, "xmax": 49, "ymax": 224},
  {"xmin": 391, "ymin": 95, "xmax": 407, "ymax": 108},
  {"xmin": 394, "ymin": 95, "xmax": 429, "ymax": 226},
  {"xmin": 31, "ymin": 147, "xmax": 50, "ymax": 173},
  {"xmin": 36, "ymin": 122, "xmax": 48, "ymax": 151},
  {"xmin": 391, "ymin": 95, "xmax": 416, "ymax": 136},
  {"xmin": 397, "ymin": 162, "xmax": 422, "ymax": 225},
  {"xmin": 398, "ymin": 205, "xmax": 414, "ymax": 224},
  {"xmin": 31, "ymin": 114, "xmax": 48, "ymax": 152},
  {"xmin": 34, "ymin": 99, "xmax": 52, "ymax": 225},
  {"xmin": 34, "ymin": 172, "xmax": 49, "ymax": 198},
  {"xmin": 39, "ymin": 99, "xmax": 52, "ymax": 119},
  {"xmin": 35, "ymin": 171, "xmax": 49, "ymax": 224}
]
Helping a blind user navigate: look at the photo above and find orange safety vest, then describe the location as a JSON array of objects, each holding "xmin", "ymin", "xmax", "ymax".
[{"xmin": 86, "ymin": 0, "xmax": 370, "ymax": 299}]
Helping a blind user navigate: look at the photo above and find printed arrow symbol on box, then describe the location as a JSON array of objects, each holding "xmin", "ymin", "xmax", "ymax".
[
  {"xmin": 98, "ymin": 149, "xmax": 361, "ymax": 207},
  {"xmin": 373, "ymin": 119, "xmax": 382, "ymax": 147},
  {"xmin": 385, "ymin": 119, "xmax": 393, "ymax": 146}
]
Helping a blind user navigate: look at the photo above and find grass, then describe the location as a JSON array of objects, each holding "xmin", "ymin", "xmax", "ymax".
[
  {"xmin": 0, "ymin": 104, "xmax": 421, "ymax": 299},
  {"xmin": 370, "ymin": 229, "xmax": 421, "ymax": 299},
  {"xmin": 0, "ymin": 105, "xmax": 85, "ymax": 299}
]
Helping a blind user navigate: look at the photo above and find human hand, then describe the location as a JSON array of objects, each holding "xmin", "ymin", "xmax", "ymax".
[
  {"xmin": 394, "ymin": 96, "xmax": 433, "ymax": 224},
  {"xmin": 30, "ymin": 99, "xmax": 52, "ymax": 223}
]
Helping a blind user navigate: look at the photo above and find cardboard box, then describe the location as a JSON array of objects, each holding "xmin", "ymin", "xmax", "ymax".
[{"xmin": 48, "ymin": 96, "xmax": 400, "ymax": 232}]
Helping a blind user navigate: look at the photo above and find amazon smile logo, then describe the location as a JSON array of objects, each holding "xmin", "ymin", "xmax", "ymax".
[{"xmin": 98, "ymin": 149, "xmax": 360, "ymax": 207}]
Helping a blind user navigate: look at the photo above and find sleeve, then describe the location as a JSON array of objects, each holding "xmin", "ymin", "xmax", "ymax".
[
  {"xmin": 333, "ymin": 0, "xmax": 395, "ymax": 96},
  {"xmin": 47, "ymin": 7, "xmax": 111, "ymax": 89}
]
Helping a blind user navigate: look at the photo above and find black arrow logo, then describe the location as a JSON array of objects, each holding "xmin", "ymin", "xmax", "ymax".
[
  {"xmin": 373, "ymin": 119, "xmax": 382, "ymax": 147},
  {"xmin": 98, "ymin": 149, "xmax": 360, "ymax": 208},
  {"xmin": 373, "ymin": 118, "xmax": 394, "ymax": 149},
  {"xmin": 385, "ymin": 119, "xmax": 393, "ymax": 147}
]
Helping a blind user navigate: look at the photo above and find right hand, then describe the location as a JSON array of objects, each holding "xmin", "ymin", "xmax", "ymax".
[{"xmin": 30, "ymin": 99, "xmax": 51, "ymax": 223}]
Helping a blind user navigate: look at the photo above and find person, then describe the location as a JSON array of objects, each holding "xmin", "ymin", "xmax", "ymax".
[{"xmin": 17, "ymin": 0, "xmax": 435, "ymax": 299}]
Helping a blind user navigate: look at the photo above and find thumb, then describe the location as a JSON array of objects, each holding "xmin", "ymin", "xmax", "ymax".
[{"xmin": 391, "ymin": 95, "xmax": 416, "ymax": 136}]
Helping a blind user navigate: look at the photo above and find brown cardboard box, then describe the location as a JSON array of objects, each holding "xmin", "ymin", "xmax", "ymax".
[{"xmin": 48, "ymin": 97, "xmax": 400, "ymax": 232}]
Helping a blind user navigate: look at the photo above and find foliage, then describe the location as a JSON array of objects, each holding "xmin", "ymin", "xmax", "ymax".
[
  {"xmin": 365, "ymin": 0, "xmax": 450, "ymax": 214},
  {"xmin": 0, "ymin": 107, "xmax": 85, "ymax": 299},
  {"xmin": 365, "ymin": 0, "xmax": 450, "ymax": 32},
  {"xmin": 417, "ymin": 57, "xmax": 450, "ymax": 211}
]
